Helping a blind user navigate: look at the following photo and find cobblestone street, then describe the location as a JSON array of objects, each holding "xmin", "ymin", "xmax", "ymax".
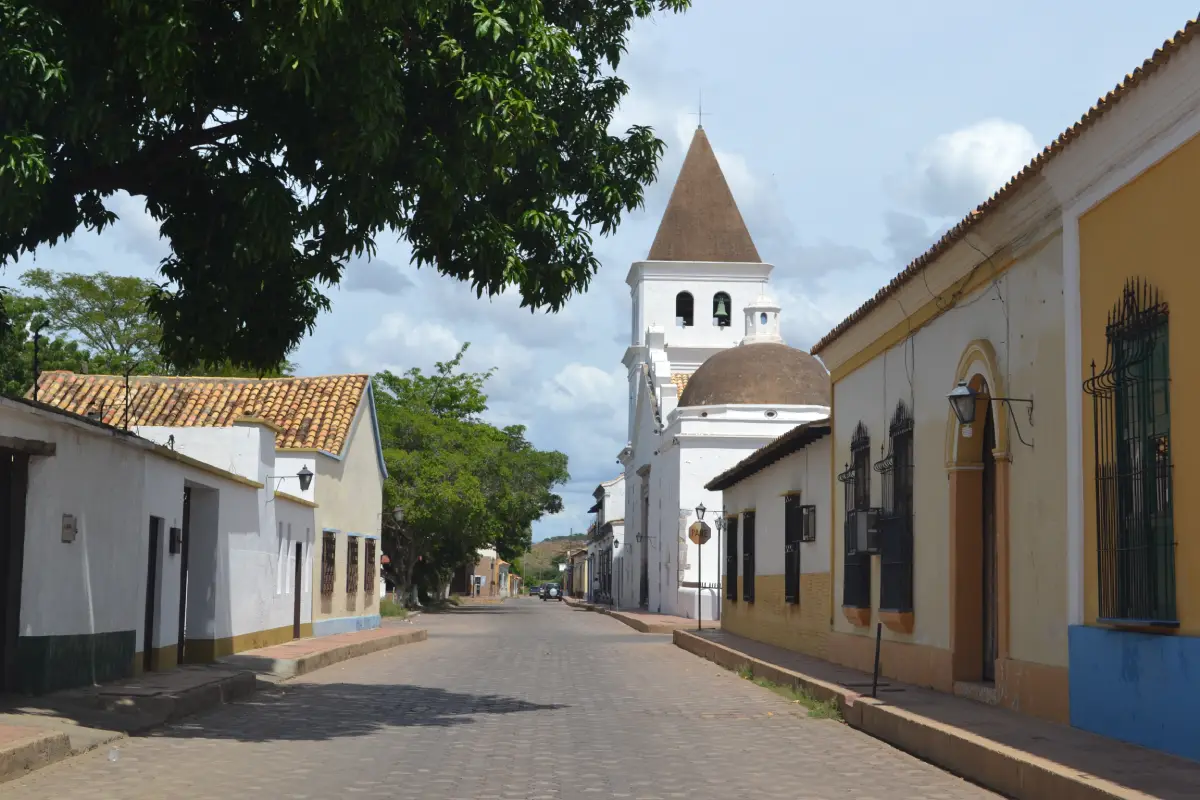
[{"xmin": 4, "ymin": 602, "xmax": 996, "ymax": 798}]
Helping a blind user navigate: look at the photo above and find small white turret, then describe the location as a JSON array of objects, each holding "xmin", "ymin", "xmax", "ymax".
[{"xmin": 741, "ymin": 293, "xmax": 784, "ymax": 345}]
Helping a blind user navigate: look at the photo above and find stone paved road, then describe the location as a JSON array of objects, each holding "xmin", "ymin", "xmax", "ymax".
[{"xmin": 4, "ymin": 601, "xmax": 997, "ymax": 799}]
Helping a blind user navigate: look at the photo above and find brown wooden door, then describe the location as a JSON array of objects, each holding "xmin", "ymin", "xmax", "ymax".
[{"xmin": 981, "ymin": 403, "xmax": 999, "ymax": 683}]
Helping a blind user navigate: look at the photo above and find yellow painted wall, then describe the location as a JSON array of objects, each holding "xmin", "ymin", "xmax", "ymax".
[
  {"xmin": 1079, "ymin": 129, "xmax": 1200, "ymax": 635},
  {"xmin": 829, "ymin": 232, "xmax": 1069, "ymax": 670},
  {"xmin": 311, "ymin": 403, "xmax": 384, "ymax": 621},
  {"xmin": 723, "ymin": 574, "xmax": 831, "ymax": 657}
]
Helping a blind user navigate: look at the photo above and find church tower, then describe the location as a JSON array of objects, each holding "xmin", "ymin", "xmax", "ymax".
[
  {"xmin": 625, "ymin": 126, "xmax": 772, "ymax": 361},
  {"xmin": 622, "ymin": 125, "xmax": 774, "ymax": 436}
]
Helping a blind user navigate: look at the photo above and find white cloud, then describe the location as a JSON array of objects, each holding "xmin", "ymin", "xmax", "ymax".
[
  {"xmin": 899, "ymin": 119, "xmax": 1039, "ymax": 219},
  {"xmin": 539, "ymin": 363, "xmax": 627, "ymax": 415}
]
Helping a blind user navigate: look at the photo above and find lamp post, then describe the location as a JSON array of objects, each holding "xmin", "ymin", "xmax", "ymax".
[
  {"xmin": 715, "ymin": 512, "xmax": 726, "ymax": 622},
  {"xmin": 28, "ymin": 317, "xmax": 48, "ymax": 402},
  {"xmin": 695, "ymin": 503, "xmax": 706, "ymax": 631}
]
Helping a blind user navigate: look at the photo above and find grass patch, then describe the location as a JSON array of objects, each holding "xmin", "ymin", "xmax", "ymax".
[
  {"xmin": 380, "ymin": 597, "xmax": 408, "ymax": 618},
  {"xmin": 736, "ymin": 665, "xmax": 842, "ymax": 721}
]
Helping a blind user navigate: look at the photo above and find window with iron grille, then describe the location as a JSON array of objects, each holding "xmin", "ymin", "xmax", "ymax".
[
  {"xmin": 742, "ymin": 511, "xmax": 756, "ymax": 602},
  {"xmin": 800, "ymin": 505, "xmax": 817, "ymax": 543},
  {"xmin": 365, "ymin": 539, "xmax": 376, "ymax": 593},
  {"xmin": 1083, "ymin": 278, "xmax": 1176, "ymax": 625},
  {"xmin": 320, "ymin": 531, "xmax": 336, "ymax": 595},
  {"xmin": 876, "ymin": 401, "xmax": 914, "ymax": 613},
  {"xmin": 784, "ymin": 494, "xmax": 802, "ymax": 604},
  {"xmin": 725, "ymin": 515, "xmax": 739, "ymax": 601},
  {"xmin": 839, "ymin": 422, "xmax": 872, "ymax": 610},
  {"xmin": 346, "ymin": 536, "xmax": 360, "ymax": 594}
]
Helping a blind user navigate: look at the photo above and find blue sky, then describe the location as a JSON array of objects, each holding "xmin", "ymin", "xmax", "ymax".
[{"xmin": 9, "ymin": 2, "xmax": 1199, "ymax": 540}]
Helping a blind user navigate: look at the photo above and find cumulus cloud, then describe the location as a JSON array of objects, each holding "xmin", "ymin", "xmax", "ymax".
[{"xmin": 898, "ymin": 119, "xmax": 1039, "ymax": 218}]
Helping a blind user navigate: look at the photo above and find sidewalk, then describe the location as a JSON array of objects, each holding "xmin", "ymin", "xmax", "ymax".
[
  {"xmin": 675, "ymin": 628, "xmax": 1200, "ymax": 800},
  {"xmin": 566, "ymin": 596, "xmax": 721, "ymax": 634},
  {"xmin": 0, "ymin": 665, "xmax": 253, "ymax": 783},
  {"xmin": 0, "ymin": 622, "xmax": 428, "ymax": 784},
  {"xmin": 218, "ymin": 622, "xmax": 427, "ymax": 679}
]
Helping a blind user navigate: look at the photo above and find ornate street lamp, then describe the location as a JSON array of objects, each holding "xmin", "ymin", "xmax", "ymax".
[{"xmin": 695, "ymin": 503, "xmax": 706, "ymax": 521}]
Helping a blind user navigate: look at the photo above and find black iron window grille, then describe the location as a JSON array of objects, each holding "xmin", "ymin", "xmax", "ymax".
[
  {"xmin": 839, "ymin": 422, "xmax": 872, "ymax": 609},
  {"xmin": 784, "ymin": 494, "xmax": 802, "ymax": 604},
  {"xmin": 800, "ymin": 505, "xmax": 817, "ymax": 543},
  {"xmin": 1083, "ymin": 278, "xmax": 1176, "ymax": 625},
  {"xmin": 725, "ymin": 515, "xmax": 739, "ymax": 601},
  {"xmin": 346, "ymin": 535, "xmax": 360, "ymax": 594},
  {"xmin": 365, "ymin": 539, "xmax": 376, "ymax": 593},
  {"xmin": 875, "ymin": 401, "xmax": 915, "ymax": 614},
  {"xmin": 320, "ymin": 531, "xmax": 336, "ymax": 596},
  {"xmin": 742, "ymin": 511, "xmax": 756, "ymax": 603}
]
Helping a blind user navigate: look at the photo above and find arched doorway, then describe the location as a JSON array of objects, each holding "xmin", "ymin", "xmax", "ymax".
[{"xmin": 946, "ymin": 340, "xmax": 1010, "ymax": 688}]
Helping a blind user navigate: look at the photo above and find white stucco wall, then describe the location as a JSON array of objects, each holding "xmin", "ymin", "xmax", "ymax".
[
  {"xmin": 721, "ymin": 435, "xmax": 833, "ymax": 578},
  {"xmin": 3, "ymin": 400, "xmax": 316, "ymax": 667},
  {"xmin": 830, "ymin": 235, "xmax": 1068, "ymax": 668}
]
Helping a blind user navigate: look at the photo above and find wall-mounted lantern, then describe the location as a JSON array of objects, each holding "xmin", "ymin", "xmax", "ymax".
[{"xmin": 946, "ymin": 379, "xmax": 1035, "ymax": 447}]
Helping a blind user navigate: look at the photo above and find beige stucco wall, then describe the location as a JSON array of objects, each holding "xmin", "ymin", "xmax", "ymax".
[
  {"xmin": 831, "ymin": 232, "xmax": 1068, "ymax": 670},
  {"xmin": 311, "ymin": 399, "xmax": 385, "ymax": 622}
]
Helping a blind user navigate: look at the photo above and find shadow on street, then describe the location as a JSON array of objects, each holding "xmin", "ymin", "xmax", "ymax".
[{"xmin": 148, "ymin": 682, "xmax": 567, "ymax": 743}]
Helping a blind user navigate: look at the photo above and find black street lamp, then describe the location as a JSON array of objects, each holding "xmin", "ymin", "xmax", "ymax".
[{"xmin": 28, "ymin": 316, "xmax": 48, "ymax": 402}]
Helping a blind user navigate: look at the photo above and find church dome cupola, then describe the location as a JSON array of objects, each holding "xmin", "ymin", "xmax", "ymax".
[{"xmin": 742, "ymin": 293, "xmax": 783, "ymax": 345}]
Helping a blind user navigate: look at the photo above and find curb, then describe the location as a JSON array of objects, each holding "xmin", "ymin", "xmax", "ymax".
[
  {"xmin": 673, "ymin": 630, "xmax": 1154, "ymax": 800},
  {"xmin": 220, "ymin": 628, "xmax": 428, "ymax": 680},
  {"xmin": 0, "ymin": 728, "xmax": 72, "ymax": 785},
  {"xmin": 568, "ymin": 599, "xmax": 707, "ymax": 635}
]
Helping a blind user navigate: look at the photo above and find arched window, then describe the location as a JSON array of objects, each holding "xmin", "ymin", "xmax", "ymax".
[
  {"xmin": 675, "ymin": 291, "xmax": 694, "ymax": 327},
  {"xmin": 712, "ymin": 292, "xmax": 731, "ymax": 328}
]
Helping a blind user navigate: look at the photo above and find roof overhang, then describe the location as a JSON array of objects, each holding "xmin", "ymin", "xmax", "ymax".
[{"xmin": 705, "ymin": 420, "xmax": 832, "ymax": 492}]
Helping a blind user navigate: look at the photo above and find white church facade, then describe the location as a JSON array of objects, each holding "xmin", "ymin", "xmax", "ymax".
[{"xmin": 617, "ymin": 126, "xmax": 831, "ymax": 621}]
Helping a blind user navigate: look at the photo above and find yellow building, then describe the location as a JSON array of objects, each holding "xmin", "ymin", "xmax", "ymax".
[
  {"xmin": 805, "ymin": 17, "xmax": 1200, "ymax": 756},
  {"xmin": 706, "ymin": 421, "xmax": 832, "ymax": 658},
  {"xmin": 1064, "ymin": 21, "xmax": 1200, "ymax": 762}
]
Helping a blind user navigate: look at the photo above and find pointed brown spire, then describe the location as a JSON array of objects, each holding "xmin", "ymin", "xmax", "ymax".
[{"xmin": 647, "ymin": 127, "xmax": 761, "ymax": 263}]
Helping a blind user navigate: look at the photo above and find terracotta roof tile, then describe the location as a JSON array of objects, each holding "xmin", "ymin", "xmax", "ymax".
[
  {"xmin": 670, "ymin": 373, "xmax": 690, "ymax": 395},
  {"xmin": 30, "ymin": 372, "xmax": 369, "ymax": 455},
  {"xmin": 811, "ymin": 18, "xmax": 1200, "ymax": 355}
]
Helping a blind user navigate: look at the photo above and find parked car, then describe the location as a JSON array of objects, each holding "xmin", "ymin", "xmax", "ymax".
[
  {"xmin": 529, "ymin": 585, "xmax": 542, "ymax": 596},
  {"xmin": 542, "ymin": 583, "xmax": 563, "ymax": 601}
]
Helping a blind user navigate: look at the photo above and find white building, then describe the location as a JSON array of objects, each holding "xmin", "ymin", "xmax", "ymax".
[
  {"xmin": 32, "ymin": 372, "xmax": 387, "ymax": 638},
  {"xmin": 0, "ymin": 395, "xmax": 316, "ymax": 694},
  {"xmin": 618, "ymin": 126, "xmax": 831, "ymax": 620},
  {"xmin": 586, "ymin": 475, "xmax": 625, "ymax": 603}
]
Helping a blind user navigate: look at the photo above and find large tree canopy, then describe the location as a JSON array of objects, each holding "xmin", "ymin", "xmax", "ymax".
[
  {"xmin": 1, "ymin": 0, "xmax": 690, "ymax": 370},
  {"xmin": 374, "ymin": 344, "xmax": 567, "ymax": 597}
]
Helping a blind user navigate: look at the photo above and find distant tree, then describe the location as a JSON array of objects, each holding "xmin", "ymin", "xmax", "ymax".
[
  {"xmin": 2, "ymin": 0, "xmax": 691, "ymax": 371},
  {"xmin": 375, "ymin": 344, "xmax": 568, "ymax": 601},
  {"xmin": 0, "ymin": 291, "xmax": 89, "ymax": 397},
  {"xmin": 16, "ymin": 269, "xmax": 295, "ymax": 377}
]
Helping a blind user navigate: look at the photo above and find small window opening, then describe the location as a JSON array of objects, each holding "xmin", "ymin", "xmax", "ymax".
[
  {"xmin": 712, "ymin": 292, "xmax": 732, "ymax": 327},
  {"xmin": 760, "ymin": 312, "xmax": 768, "ymax": 325},
  {"xmin": 675, "ymin": 292, "xmax": 694, "ymax": 328}
]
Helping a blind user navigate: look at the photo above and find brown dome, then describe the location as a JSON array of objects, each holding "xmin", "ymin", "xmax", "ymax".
[{"xmin": 678, "ymin": 343, "xmax": 830, "ymax": 408}]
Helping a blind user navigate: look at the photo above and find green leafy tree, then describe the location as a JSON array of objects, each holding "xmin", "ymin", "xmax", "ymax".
[
  {"xmin": 16, "ymin": 269, "xmax": 295, "ymax": 377},
  {"xmin": 375, "ymin": 344, "xmax": 567, "ymax": 600},
  {"xmin": 0, "ymin": 291, "xmax": 89, "ymax": 396},
  {"xmin": 1, "ymin": 0, "xmax": 691, "ymax": 371}
]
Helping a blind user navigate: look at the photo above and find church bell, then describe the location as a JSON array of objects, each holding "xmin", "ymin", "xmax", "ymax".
[{"xmin": 714, "ymin": 297, "xmax": 730, "ymax": 325}]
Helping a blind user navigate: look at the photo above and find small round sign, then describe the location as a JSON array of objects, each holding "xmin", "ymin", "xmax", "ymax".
[{"xmin": 688, "ymin": 521, "xmax": 712, "ymax": 545}]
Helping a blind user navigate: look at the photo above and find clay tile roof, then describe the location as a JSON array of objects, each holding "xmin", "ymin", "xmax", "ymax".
[
  {"xmin": 705, "ymin": 419, "xmax": 832, "ymax": 492},
  {"xmin": 678, "ymin": 342, "xmax": 830, "ymax": 408},
  {"xmin": 31, "ymin": 372, "xmax": 370, "ymax": 455},
  {"xmin": 648, "ymin": 127, "xmax": 762, "ymax": 263},
  {"xmin": 811, "ymin": 17, "xmax": 1200, "ymax": 356},
  {"xmin": 670, "ymin": 373, "xmax": 690, "ymax": 395}
]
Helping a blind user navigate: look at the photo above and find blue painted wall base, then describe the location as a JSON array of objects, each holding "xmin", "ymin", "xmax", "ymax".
[
  {"xmin": 1069, "ymin": 624, "xmax": 1200, "ymax": 762},
  {"xmin": 313, "ymin": 614, "xmax": 382, "ymax": 638}
]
